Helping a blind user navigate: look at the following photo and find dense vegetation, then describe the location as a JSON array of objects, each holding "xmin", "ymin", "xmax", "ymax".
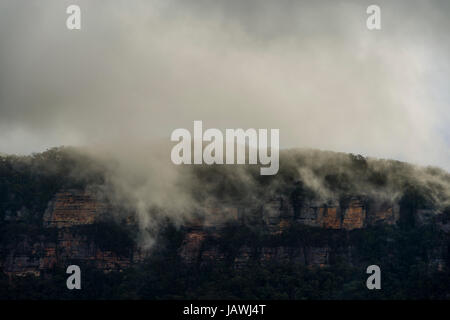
[
  {"xmin": 1, "ymin": 147, "xmax": 449, "ymax": 226},
  {"xmin": 0, "ymin": 147, "xmax": 449, "ymax": 299},
  {"xmin": 0, "ymin": 147, "xmax": 106, "ymax": 225},
  {"xmin": 1, "ymin": 222, "xmax": 449, "ymax": 300}
]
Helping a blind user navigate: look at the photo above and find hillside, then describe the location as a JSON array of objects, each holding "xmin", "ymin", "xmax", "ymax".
[{"xmin": 0, "ymin": 147, "xmax": 449, "ymax": 299}]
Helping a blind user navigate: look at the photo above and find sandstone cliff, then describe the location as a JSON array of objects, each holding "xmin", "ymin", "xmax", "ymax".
[
  {"xmin": 1, "ymin": 190, "xmax": 143, "ymax": 277},
  {"xmin": 1, "ymin": 189, "xmax": 448, "ymax": 277}
]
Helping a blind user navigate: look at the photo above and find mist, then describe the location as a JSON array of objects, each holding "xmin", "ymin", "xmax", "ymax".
[
  {"xmin": 0, "ymin": 0, "xmax": 449, "ymax": 168},
  {"xmin": 1, "ymin": 1, "xmax": 449, "ymax": 246}
]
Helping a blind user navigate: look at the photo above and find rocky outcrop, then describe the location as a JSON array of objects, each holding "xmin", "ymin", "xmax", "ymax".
[
  {"xmin": 178, "ymin": 233, "xmax": 333, "ymax": 269},
  {"xmin": 1, "ymin": 190, "xmax": 143, "ymax": 277},
  {"xmin": 177, "ymin": 197, "xmax": 404, "ymax": 268},
  {"xmin": 43, "ymin": 190, "xmax": 108, "ymax": 228},
  {"xmin": 179, "ymin": 230, "xmax": 207, "ymax": 264},
  {"xmin": 2, "ymin": 243, "xmax": 44, "ymax": 277},
  {"xmin": 185, "ymin": 196, "xmax": 398, "ymax": 232},
  {"xmin": 1, "ymin": 231, "xmax": 143, "ymax": 277},
  {"xmin": 1, "ymin": 188, "xmax": 443, "ymax": 277},
  {"xmin": 263, "ymin": 196, "xmax": 398, "ymax": 231}
]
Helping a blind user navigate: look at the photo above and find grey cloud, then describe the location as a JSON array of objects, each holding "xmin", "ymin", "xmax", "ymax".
[{"xmin": 0, "ymin": 0, "xmax": 449, "ymax": 170}]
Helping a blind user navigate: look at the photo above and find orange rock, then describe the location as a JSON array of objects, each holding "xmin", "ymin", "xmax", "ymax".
[
  {"xmin": 342, "ymin": 200, "xmax": 366, "ymax": 230},
  {"xmin": 320, "ymin": 207, "xmax": 341, "ymax": 229},
  {"xmin": 44, "ymin": 190, "xmax": 108, "ymax": 228}
]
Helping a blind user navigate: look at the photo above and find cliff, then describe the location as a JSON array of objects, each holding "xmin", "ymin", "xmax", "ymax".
[
  {"xmin": 2, "ymin": 188, "xmax": 448, "ymax": 278},
  {"xmin": 43, "ymin": 190, "xmax": 107, "ymax": 228},
  {"xmin": 177, "ymin": 196, "xmax": 449, "ymax": 269},
  {"xmin": 1, "ymin": 148, "xmax": 449, "ymax": 299},
  {"xmin": 1, "ymin": 190, "xmax": 143, "ymax": 277}
]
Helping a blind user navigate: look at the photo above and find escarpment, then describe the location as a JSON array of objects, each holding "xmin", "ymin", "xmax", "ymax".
[
  {"xmin": 1, "ymin": 148, "xmax": 449, "ymax": 283},
  {"xmin": 43, "ymin": 190, "xmax": 107, "ymax": 228},
  {"xmin": 178, "ymin": 196, "xmax": 405, "ymax": 268},
  {"xmin": 1, "ymin": 190, "xmax": 144, "ymax": 277},
  {"xmin": 1, "ymin": 187, "xmax": 449, "ymax": 278}
]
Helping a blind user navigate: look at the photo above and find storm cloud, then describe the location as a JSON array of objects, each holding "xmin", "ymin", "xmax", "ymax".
[{"xmin": 0, "ymin": 0, "xmax": 449, "ymax": 170}]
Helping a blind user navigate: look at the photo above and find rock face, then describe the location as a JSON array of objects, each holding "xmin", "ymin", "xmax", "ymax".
[
  {"xmin": 179, "ymin": 230, "xmax": 207, "ymax": 264},
  {"xmin": 178, "ymin": 232, "xmax": 333, "ymax": 269},
  {"xmin": 2, "ymin": 241, "xmax": 44, "ymax": 277},
  {"xmin": 1, "ymin": 190, "xmax": 143, "ymax": 277},
  {"xmin": 186, "ymin": 196, "xmax": 397, "ymax": 231},
  {"xmin": 0, "ymin": 189, "xmax": 443, "ymax": 277},
  {"xmin": 262, "ymin": 196, "xmax": 398, "ymax": 231},
  {"xmin": 43, "ymin": 190, "xmax": 107, "ymax": 228},
  {"xmin": 1, "ymin": 233, "xmax": 143, "ymax": 277},
  {"xmin": 178, "ymin": 196, "xmax": 403, "ymax": 268}
]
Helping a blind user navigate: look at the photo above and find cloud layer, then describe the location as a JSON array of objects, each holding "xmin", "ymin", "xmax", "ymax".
[{"xmin": 0, "ymin": 0, "xmax": 449, "ymax": 170}]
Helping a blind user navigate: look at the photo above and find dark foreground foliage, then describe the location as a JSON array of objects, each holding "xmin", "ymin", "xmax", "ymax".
[{"xmin": 1, "ymin": 223, "xmax": 449, "ymax": 300}]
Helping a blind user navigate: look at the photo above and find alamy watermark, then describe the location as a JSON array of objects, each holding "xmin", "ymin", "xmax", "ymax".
[
  {"xmin": 170, "ymin": 121, "xmax": 279, "ymax": 175},
  {"xmin": 66, "ymin": 5, "xmax": 81, "ymax": 30},
  {"xmin": 366, "ymin": 5, "xmax": 381, "ymax": 30},
  {"xmin": 65, "ymin": 4, "xmax": 380, "ymax": 31},
  {"xmin": 66, "ymin": 265, "xmax": 81, "ymax": 290},
  {"xmin": 366, "ymin": 265, "xmax": 381, "ymax": 290}
]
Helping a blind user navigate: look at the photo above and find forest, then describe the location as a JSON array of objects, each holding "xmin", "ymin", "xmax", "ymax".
[{"xmin": 0, "ymin": 147, "xmax": 449, "ymax": 299}]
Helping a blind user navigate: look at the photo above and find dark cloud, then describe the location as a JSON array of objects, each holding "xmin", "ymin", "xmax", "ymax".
[{"xmin": 0, "ymin": 0, "xmax": 449, "ymax": 170}]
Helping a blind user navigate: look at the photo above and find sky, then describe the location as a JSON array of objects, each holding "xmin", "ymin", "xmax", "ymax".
[{"xmin": 0, "ymin": 0, "xmax": 449, "ymax": 170}]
